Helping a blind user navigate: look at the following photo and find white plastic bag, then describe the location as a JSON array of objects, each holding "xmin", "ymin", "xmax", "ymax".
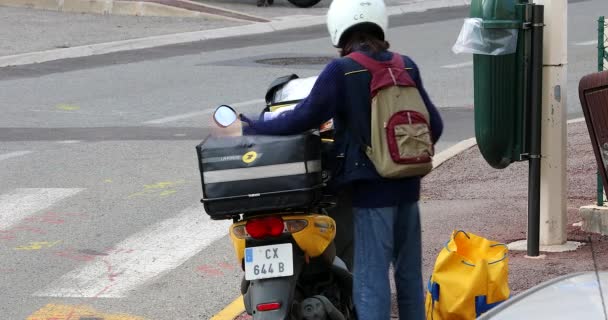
[
  {"xmin": 263, "ymin": 76, "xmax": 318, "ymax": 121},
  {"xmin": 452, "ymin": 18, "xmax": 518, "ymax": 55},
  {"xmin": 273, "ymin": 76, "xmax": 318, "ymax": 103}
]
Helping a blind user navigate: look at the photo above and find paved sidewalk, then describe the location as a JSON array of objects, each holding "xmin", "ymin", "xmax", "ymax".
[
  {"xmin": 420, "ymin": 121, "xmax": 606, "ymax": 296},
  {"xmin": 0, "ymin": 6, "xmax": 246, "ymax": 56}
]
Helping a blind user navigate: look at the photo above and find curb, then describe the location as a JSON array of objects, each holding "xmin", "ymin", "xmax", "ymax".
[
  {"xmin": 0, "ymin": 0, "xmax": 471, "ymax": 68},
  {"xmin": 432, "ymin": 137, "xmax": 477, "ymax": 169},
  {"xmin": 135, "ymin": 0, "xmax": 270, "ymax": 22},
  {"xmin": 431, "ymin": 117, "xmax": 587, "ymax": 169},
  {"xmin": 0, "ymin": 0, "xmax": 269, "ymax": 22}
]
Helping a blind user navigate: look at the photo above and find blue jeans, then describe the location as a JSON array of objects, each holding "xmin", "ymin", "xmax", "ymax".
[{"xmin": 353, "ymin": 202, "xmax": 424, "ymax": 320}]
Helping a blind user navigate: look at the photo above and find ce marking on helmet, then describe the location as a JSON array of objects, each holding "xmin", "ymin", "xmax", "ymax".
[{"xmin": 354, "ymin": 13, "xmax": 365, "ymax": 20}]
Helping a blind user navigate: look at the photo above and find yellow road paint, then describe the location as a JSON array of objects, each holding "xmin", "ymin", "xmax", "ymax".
[
  {"xmin": 104, "ymin": 179, "xmax": 113, "ymax": 183},
  {"xmin": 15, "ymin": 241, "xmax": 61, "ymax": 251},
  {"xmin": 56, "ymin": 104, "xmax": 80, "ymax": 111},
  {"xmin": 127, "ymin": 180, "xmax": 185, "ymax": 199},
  {"xmin": 159, "ymin": 190, "xmax": 177, "ymax": 197},
  {"xmin": 27, "ymin": 303, "xmax": 146, "ymax": 320},
  {"xmin": 211, "ymin": 295, "xmax": 246, "ymax": 320}
]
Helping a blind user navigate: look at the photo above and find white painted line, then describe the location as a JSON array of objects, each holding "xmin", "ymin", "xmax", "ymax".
[
  {"xmin": 574, "ymin": 40, "xmax": 597, "ymax": 46},
  {"xmin": 55, "ymin": 140, "xmax": 81, "ymax": 144},
  {"xmin": 433, "ymin": 137, "xmax": 477, "ymax": 169},
  {"xmin": 0, "ymin": 188, "xmax": 84, "ymax": 231},
  {"xmin": 143, "ymin": 110, "xmax": 215, "ymax": 125},
  {"xmin": 143, "ymin": 98, "xmax": 264, "ymax": 124},
  {"xmin": 0, "ymin": 151, "xmax": 33, "ymax": 162},
  {"xmin": 231, "ymin": 99, "xmax": 266, "ymax": 109},
  {"xmin": 35, "ymin": 206, "xmax": 230, "ymax": 298},
  {"xmin": 441, "ymin": 61, "xmax": 473, "ymax": 69}
]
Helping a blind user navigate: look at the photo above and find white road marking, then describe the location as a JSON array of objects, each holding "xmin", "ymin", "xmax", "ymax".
[
  {"xmin": 34, "ymin": 206, "xmax": 230, "ymax": 298},
  {"xmin": 143, "ymin": 99, "xmax": 264, "ymax": 124},
  {"xmin": 0, "ymin": 188, "xmax": 84, "ymax": 230},
  {"xmin": 441, "ymin": 61, "xmax": 473, "ymax": 69},
  {"xmin": 574, "ymin": 40, "xmax": 598, "ymax": 46},
  {"xmin": 0, "ymin": 151, "xmax": 33, "ymax": 162}
]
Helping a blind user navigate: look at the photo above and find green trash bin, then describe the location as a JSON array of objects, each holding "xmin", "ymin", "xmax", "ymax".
[{"xmin": 458, "ymin": 0, "xmax": 528, "ymax": 169}]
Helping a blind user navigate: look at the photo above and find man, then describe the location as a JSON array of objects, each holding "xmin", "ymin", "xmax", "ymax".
[{"xmin": 225, "ymin": 0, "xmax": 443, "ymax": 318}]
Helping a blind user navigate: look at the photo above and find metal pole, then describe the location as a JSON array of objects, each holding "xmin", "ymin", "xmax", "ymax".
[
  {"xmin": 527, "ymin": 4, "xmax": 544, "ymax": 257},
  {"xmin": 598, "ymin": 16, "xmax": 605, "ymax": 206},
  {"xmin": 600, "ymin": 16, "xmax": 605, "ymax": 72}
]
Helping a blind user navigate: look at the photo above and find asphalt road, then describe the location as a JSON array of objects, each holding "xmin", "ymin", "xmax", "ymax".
[{"xmin": 0, "ymin": 0, "xmax": 602, "ymax": 318}]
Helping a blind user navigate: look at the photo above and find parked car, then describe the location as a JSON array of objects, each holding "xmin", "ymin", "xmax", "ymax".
[{"xmin": 479, "ymin": 271, "xmax": 608, "ymax": 319}]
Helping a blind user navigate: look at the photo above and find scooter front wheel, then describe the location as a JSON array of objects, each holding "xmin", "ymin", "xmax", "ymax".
[{"xmin": 287, "ymin": 0, "xmax": 321, "ymax": 8}]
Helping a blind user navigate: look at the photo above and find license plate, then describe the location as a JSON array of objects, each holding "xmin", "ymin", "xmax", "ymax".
[{"xmin": 244, "ymin": 243, "xmax": 293, "ymax": 281}]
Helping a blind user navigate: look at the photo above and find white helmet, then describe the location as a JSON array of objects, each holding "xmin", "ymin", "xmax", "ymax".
[{"xmin": 326, "ymin": 0, "xmax": 388, "ymax": 47}]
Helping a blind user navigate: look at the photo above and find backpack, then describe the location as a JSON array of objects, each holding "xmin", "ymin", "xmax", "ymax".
[{"xmin": 347, "ymin": 52, "xmax": 434, "ymax": 178}]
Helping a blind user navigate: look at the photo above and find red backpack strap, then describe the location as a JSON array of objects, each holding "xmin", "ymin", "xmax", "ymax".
[{"xmin": 347, "ymin": 52, "xmax": 416, "ymax": 96}]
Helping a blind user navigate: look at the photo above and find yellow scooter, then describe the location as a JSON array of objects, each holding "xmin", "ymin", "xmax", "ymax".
[{"xmin": 204, "ymin": 105, "xmax": 354, "ymax": 320}]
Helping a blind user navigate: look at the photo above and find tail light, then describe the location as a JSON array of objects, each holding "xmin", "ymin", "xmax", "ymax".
[
  {"xmin": 232, "ymin": 218, "xmax": 309, "ymax": 239},
  {"xmin": 257, "ymin": 302, "xmax": 281, "ymax": 311},
  {"xmin": 246, "ymin": 217, "xmax": 284, "ymax": 239}
]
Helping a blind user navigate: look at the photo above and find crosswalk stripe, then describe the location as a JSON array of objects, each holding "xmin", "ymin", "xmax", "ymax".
[
  {"xmin": 34, "ymin": 206, "xmax": 231, "ymax": 298},
  {"xmin": 0, "ymin": 151, "xmax": 33, "ymax": 162},
  {"xmin": 0, "ymin": 188, "xmax": 84, "ymax": 231},
  {"xmin": 143, "ymin": 99, "xmax": 264, "ymax": 125}
]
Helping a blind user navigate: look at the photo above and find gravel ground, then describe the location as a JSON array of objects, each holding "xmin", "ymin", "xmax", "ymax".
[{"xmin": 421, "ymin": 121, "xmax": 606, "ymax": 295}]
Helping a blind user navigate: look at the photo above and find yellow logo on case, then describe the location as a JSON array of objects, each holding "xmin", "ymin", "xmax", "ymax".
[{"xmin": 242, "ymin": 151, "xmax": 258, "ymax": 164}]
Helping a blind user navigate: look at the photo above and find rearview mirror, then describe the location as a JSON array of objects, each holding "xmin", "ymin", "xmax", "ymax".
[{"xmin": 213, "ymin": 105, "xmax": 238, "ymax": 128}]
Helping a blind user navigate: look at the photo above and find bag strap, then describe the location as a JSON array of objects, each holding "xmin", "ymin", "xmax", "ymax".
[
  {"xmin": 342, "ymin": 53, "xmax": 406, "ymax": 151},
  {"xmin": 347, "ymin": 51, "xmax": 404, "ymax": 72},
  {"xmin": 347, "ymin": 52, "xmax": 416, "ymax": 97}
]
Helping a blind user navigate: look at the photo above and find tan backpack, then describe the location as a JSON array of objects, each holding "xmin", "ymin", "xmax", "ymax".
[{"xmin": 348, "ymin": 52, "xmax": 434, "ymax": 178}]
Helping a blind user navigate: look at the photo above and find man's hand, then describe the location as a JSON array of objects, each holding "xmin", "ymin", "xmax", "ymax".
[{"xmin": 209, "ymin": 114, "xmax": 243, "ymax": 137}]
